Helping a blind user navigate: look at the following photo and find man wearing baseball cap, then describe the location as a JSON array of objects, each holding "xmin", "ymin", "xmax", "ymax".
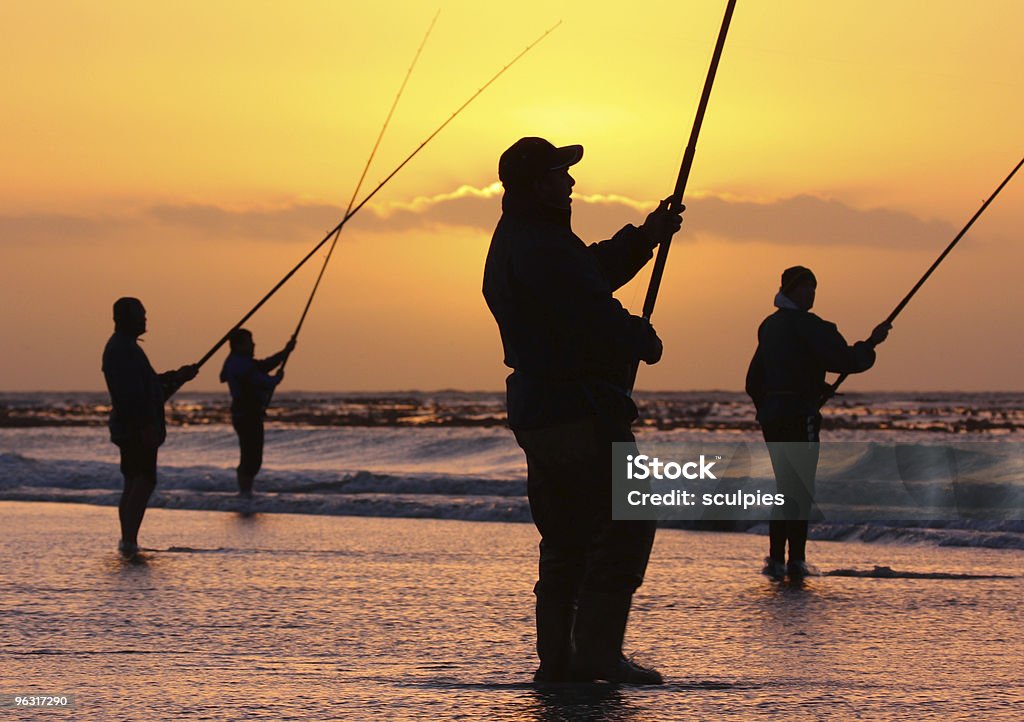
[
  {"xmin": 745, "ymin": 266, "xmax": 891, "ymax": 580},
  {"xmin": 483, "ymin": 136, "xmax": 682, "ymax": 684}
]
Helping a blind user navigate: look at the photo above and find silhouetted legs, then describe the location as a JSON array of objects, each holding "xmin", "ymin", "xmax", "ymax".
[
  {"xmin": 769, "ymin": 520, "xmax": 808, "ymax": 563},
  {"xmin": 763, "ymin": 415, "xmax": 820, "ymax": 568},
  {"xmin": 117, "ymin": 443, "xmax": 158, "ymax": 549},
  {"xmin": 232, "ymin": 415, "xmax": 265, "ymax": 495},
  {"xmin": 515, "ymin": 417, "xmax": 656, "ymax": 681}
]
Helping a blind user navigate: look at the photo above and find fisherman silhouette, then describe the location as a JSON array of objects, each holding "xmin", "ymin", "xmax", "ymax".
[
  {"xmin": 102, "ymin": 297, "xmax": 198, "ymax": 558},
  {"xmin": 219, "ymin": 329, "xmax": 294, "ymax": 497},
  {"xmin": 483, "ymin": 137, "xmax": 682, "ymax": 684},
  {"xmin": 745, "ymin": 266, "xmax": 890, "ymax": 580}
]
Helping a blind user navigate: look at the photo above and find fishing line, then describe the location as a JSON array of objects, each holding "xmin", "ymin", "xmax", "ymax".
[
  {"xmin": 192, "ymin": 20, "xmax": 562, "ymax": 372},
  {"xmin": 280, "ymin": 10, "xmax": 441, "ymax": 374}
]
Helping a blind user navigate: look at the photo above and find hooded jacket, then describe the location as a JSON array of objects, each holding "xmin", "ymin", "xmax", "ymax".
[{"xmin": 745, "ymin": 300, "xmax": 876, "ymax": 424}]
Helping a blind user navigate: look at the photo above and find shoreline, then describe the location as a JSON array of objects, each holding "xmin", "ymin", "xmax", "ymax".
[
  {"xmin": 2, "ymin": 500, "xmax": 1021, "ymax": 721},
  {"xmin": 2, "ymin": 497, "xmax": 1022, "ymax": 553}
]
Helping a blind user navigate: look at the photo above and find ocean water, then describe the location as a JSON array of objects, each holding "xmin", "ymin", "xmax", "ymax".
[
  {"xmin": 1, "ymin": 502, "xmax": 1022, "ymax": 721},
  {"xmin": 3, "ymin": 391, "xmax": 1023, "ymax": 719},
  {"xmin": 1, "ymin": 391, "xmax": 1022, "ymax": 547}
]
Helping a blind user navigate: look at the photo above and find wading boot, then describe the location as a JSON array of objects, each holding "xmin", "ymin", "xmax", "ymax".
[
  {"xmin": 567, "ymin": 591, "xmax": 663, "ymax": 685},
  {"xmin": 533, "ymin": 593, "xmax": 575, "ymax": 684}
]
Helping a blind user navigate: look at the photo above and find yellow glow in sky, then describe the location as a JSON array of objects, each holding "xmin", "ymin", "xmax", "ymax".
[{"xmin": 1, "ymin": 1, "xmax": 1022, "ymax": 390}]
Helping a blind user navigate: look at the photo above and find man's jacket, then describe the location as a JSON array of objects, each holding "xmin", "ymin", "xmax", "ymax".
[
  {"xmin": 102, "ymin": 332, "xmax": 185, "ymax": 446},
  {"xmin": 220, "ymin": 351, "xmax": 286, "ymax": 420},
  {"xmin": 483, "ymin": 193, "xmax": 657, "ymax": 430},
  {"xmin": 746, "ymin": 308, "xmax": 875, "ymax": 424}
]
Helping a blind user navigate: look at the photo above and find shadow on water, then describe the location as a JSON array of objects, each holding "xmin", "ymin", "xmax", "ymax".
[
  {"xmin": 407, "ymin": 682, "xmax": 643, "ymax": 721},
  {"xmin": 101, "ymin": 550, "xmax": 156, "ymax": 580},
  {"xmin": 753, "ymin": 575, "xmax": 825, "ymax": 628},
  {"xmin": 527, "ymin": 684, "xmax": 639, "ymax": 722},
  {"xmin": 758, "ymin": 576, "xmax": 817, "ymax": 596},
  {"xmin": 781, "ymin": 575, "xmax": 809, "ymax": 591},
  {"xmin": 526, "ymin": 681, "xmax": 749, "ymax": 721},
  {"xmin": 409, "ymin": 680, "xmax": 748, "ymax": 721},
  {"xmin": 113, "ymin": 552, "xmax": 151, "ymax": 569}
]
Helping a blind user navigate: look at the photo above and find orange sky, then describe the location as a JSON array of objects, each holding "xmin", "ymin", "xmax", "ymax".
[{"xmin": 2, "ymin": 1, "xmax": 1022, "ymax": 391}]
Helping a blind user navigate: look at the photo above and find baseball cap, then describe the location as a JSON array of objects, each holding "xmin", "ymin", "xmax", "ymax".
[{"xmin": 498, "ymin": 137, "xmax": 583, "ymax": 189}]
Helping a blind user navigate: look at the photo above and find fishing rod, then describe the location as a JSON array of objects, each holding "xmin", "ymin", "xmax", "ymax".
[
  {"xmin": 628, "ymin": 0, "xmax": 737, "ymax": 392},
  {"xmin": 192, "ymin": 20, "xmax": 562, "ymax": 372},
  {"xmin": 821, "ymin": 155, "xmax": 1024, "ymax": 406},
  {"xmin": 278, "ymin": 10, "xmax": 440, "ymax": 375}
]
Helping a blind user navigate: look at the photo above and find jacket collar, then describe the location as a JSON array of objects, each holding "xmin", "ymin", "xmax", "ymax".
[
  {"xmin": 773, "ymin": 292, "xmax": 804, "ymax": 311},
  {"xmin": 501, "ymin": 191, "xmax": 572, "ymax": 228}
]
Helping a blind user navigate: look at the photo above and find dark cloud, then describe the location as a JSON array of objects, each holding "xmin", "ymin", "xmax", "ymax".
[
  {"xmin": 330, "ymin": 187, "xmax": 958, "ymax": 249},
  {"xmin": 147, "ymin": 203, "xmax": 340, "ymax": 240},
  {"xmin": 354, "ymin": 187, "xmax": 500, "ymax": 234},
  {"xmin": 689, "ymin": 194, "xmax": 955, "ymax": 247},
  {"xmin": 0, "ymin": 213, "xmax": 129, "ymax": 244},
  {"xmin": 1, "ymin": 188, "xmax": 957, "ymax": 249}
]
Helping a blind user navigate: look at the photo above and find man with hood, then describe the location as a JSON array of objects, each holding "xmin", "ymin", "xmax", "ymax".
[
  {"xmin": 102, "ymin": 297, "xmax": 198, "ymax": 558},
  {"xmin": 745, "ymin": 266, "xmax": 890, "ymax": 579},
  {"xmin": 220, "ymin": 329, "xmax": 294, "ymax": 497},
  {"xmin": 483, "ymin": 137, "xmax": 682, "ymax": 684}
]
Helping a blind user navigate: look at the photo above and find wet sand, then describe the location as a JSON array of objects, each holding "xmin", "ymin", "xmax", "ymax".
[{"xmin": 1, "ymin": 501, "xmax": 1022, "ymax": 720}]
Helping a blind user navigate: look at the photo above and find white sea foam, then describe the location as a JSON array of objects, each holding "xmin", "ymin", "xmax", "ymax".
[{"xmin": 2, "ymin": 391, "xmax": 1023, "ymax": 547}]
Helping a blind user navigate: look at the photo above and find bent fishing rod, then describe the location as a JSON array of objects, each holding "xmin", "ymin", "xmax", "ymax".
[
  {"xmin": 191, "ymin": 20, "xmax": 562, "ymax": 372},
  {"xmin": 821, "ymin": 155, "xmax": 1024, "ymax": 406},
  {"xmin": 628, "ymin": 0, "xmax": 737, "ymax": 392},
  {"xmin": 278, "ymin": 10, "xmax": 440, "ymax": 375}
]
